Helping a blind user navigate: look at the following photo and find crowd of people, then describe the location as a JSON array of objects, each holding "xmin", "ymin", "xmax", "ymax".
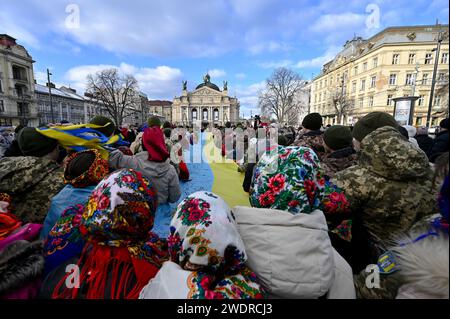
[{"xmin": 0, "ymin": 111, "xmax": 448, "ymax": 299}]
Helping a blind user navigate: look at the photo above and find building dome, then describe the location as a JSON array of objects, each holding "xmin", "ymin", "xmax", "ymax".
[{"xmin": 195, "ymin": 73, "xmax": 221, "ymax": 91}]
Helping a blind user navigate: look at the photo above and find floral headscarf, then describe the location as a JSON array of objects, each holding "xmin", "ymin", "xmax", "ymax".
[
  {"xmin": 63, "ymin": 149, "xmax": 109, "ymax": 188},
  {"xmin": 0, "ymin": 193, "xmax": 21, "ymax": 240},
  {"xmin": 43, "ymin": 204, "xmax": 85, "ymax": 274},
  {"xmin": 250, "ymin": 146, "xmax": 351, "ymax": 241},
  {"xmin": 168, "ymin": 191, "xmax": 266, "ymax": 299},
  {"xmin": 52, "ymin": 169, "xmax": 168, "ymax": 299},
  {"xmin": 250, "ymin": 146, "xmax": 349, "ymax": 214}
]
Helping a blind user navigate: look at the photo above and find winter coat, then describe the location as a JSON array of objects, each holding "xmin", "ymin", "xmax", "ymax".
[
  {"xmin": 109, "ymin": 150, "xmax": 181, "ymax": 204},
  {"xmin": 0, "ymin": 240, "xmax": 45, "ymax": 299},
  {"xmin": 320, "ymin": 147, "xmax": 358, "ymax": 178},
  {"xmin": 332, "ymin": 126, "xmax": 437, "ymax": 247},
  {"xmin": 40, "ymin": 185, "xmax": 95, "ymax": 240},
  {"xmin": 233, "ymin": 206, "xmax": 356, "ymax": 299},
  {"xmin": 293, "ymin": 130, "xmax": 326, "ymax": 159},
  {"xmin": 0, "ymin": 157, "xmax": 65, "ymax": 223},
  {"xmin": 415, "ymin": 134, "xmax": 434, "ymax": 158},
  {"xmin": 429, "ymin": 130, "xmax": 449, "ymax": 163}
]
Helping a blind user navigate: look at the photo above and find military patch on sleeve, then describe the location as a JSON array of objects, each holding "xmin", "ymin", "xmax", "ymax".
[{"xmin": 377, "ymin": 251, "xmax": 398, "ymax": 274}]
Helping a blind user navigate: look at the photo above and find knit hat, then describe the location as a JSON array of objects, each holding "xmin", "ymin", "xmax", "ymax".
[
  {"xmin": 89, "ymin": 116, "xmax": 116, "ymax": 137},
  {"xmin": 302, "ymin": 113, "xmax": 323, "ymax": 130},
  {"xmin": 163, "ymin": 128, "xmax": 172, "ymax": 138},
  {"xmin": 352, "ymin": 112, "xmax": 398, "ymax": 142},
  {"xmin": 148, "ymin": 116, "xmax": 161, "ymax": 128},
  {"xmin": 163, "ymin": 121, "xmax": 172, "ymax": 129},
  {"xmin": 323, "ymin": 125, "xmax": 353, "ymax": 150},
  {"xmin": 278, "ymin": 135, "xmax": 288, "ymax": 146},
  {"xmin": 17, "ymin": 127, "xmax": 58, "ymax": 157},
  {"xmin": 440, "ymin": 118, "xmax": 449, "ymax": 130}
]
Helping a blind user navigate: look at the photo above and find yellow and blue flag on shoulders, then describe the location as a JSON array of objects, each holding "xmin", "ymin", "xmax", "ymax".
[{"xmin": 36, "ymin": 123, "xmax": 128, "ymax": 159}]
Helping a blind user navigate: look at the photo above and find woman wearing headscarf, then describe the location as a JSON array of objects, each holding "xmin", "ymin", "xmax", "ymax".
[
  {"xmin": 40, "ymin": 149, "xmax": 109, "ymax": 239},
  {"xmin": 139, "ymin": 191, "xmax": 267, "ymax": 299},
  {"xmin": 234, "ymin": 146, "xmax": 356, "ymax": 298},
  {"xmin": 39, "ymin": 169, "xmax": 168, "ymax": 299},
  {"xmin": 109, "ymin": 126, "xmax": 181, "ymax": 204}
]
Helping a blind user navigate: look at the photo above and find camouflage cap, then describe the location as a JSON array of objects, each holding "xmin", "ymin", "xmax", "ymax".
[{"xmin": 353, "ymin": 112, "xmax": 398, "ymax": 142}]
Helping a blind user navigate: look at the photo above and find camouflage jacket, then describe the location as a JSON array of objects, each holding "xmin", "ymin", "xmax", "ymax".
[
  {"xmin": 293, "ymin": 130, "xmax": 326, "ymax": 159},
  {"xmin": 332, "ymin": 126, "xmax": 438, "ymax": 246},
  {"xmin": 0, "ymin": 156, "xmax": 65, "ymax": 223},
  {"xmin": 321, "ymin": 147, "xmax": 358, "ymax": 178}
]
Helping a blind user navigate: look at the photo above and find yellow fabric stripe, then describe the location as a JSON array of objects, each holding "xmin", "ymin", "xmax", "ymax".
[{"xmin": 203, "ymin": 132, "xmax": 250, "ymax": 208}]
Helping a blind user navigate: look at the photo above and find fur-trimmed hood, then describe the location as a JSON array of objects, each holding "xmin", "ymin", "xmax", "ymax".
[
  {"xmin": 391, "ymin": 231, "xmax": 449, "ymax": 299},
  {"xmin": 0, "ymin": 240, "xmax": 44, "ymax": 296}
]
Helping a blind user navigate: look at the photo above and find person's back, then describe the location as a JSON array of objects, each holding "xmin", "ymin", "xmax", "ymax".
[
  {"xmin": 430, "ymin": 119, "xmax": 449, "ymax": 163},
  {"xmin": 0, "ymin": 128, "xmax": 64, "ymax": 223},
  {"xmin": 294, "ymin": 113, "xmax": 326, "ymax": 159},
  {"xmin": 415, "ymin": 127, "xmax": 434, "ymax": 158},
  {"xmin": 321, "ymin": 125, "xmax": 357, "ymax": 178},
  {"xmin": 109, "ymin": 126, "xmax": 181, "ymax": 204},
  {"xmin": 333, "ymin": 126, "xmax": 437, "ymax": 246}
]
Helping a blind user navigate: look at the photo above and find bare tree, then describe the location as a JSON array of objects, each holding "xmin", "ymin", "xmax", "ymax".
[
  {"xmin": 86, "ymin": 68, "xmax": 139, "ymax": 127},
  {"xmin": 327, "ymin": 79, "xmax": 354, "ymax": 125},
  {"xmin": 258, "ymin": 68, "xmax": 307, "ymax": 125}
]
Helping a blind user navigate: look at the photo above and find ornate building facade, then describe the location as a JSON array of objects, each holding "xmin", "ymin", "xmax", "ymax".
[
  {"xmin": 0, "ymin": 34, "xmax": 38, "ymax": 127},
  {"xmin": 172, "ymin": 74, "xmax": 240, "ymax": 126},
  {"xmin": 310, "ymin": 24, "xmax": 449, "ymax": 126}
]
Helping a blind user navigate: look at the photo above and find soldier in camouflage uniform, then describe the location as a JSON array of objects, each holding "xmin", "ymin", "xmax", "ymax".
[
  {"xmin": 0, "ymin": 127, "xmax": 65, "ymax": 223},
  {"xmin": 321, "ymin": 125, "xmax": 358, "ymax": 178},
  {"xmin": 293, "ymin": 113, "xmax": 326, "ymax": 159},
  {"xmin": 332, "ymin": 125, "xmax": 437, "ymax": 256}
]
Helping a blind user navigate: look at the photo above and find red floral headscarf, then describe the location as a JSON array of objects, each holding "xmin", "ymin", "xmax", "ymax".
[{"xmin": 52, "ymin": 169, "xmax": 168, "ymax": 299}]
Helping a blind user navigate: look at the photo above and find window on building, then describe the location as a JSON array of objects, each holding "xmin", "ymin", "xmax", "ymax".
[
  {"xmin": 418, "ymin": 95, "xmax": 424, "ymax": 106},
  {"xmin": 442, "ymin": 52, "xmax": 449, "ymax": 64},
  {"xmin": 330, "ymin": 76, "xmax": 333, "ymax": 85},
  {"xmin": 405, "ymin": 73, "xmax": 415, "ymax": 85},
  {"xmin": 320, "ymin": 81, "xmax": 322, "ymax": 89},
  {"xmin": 389, "ymin": 74, "xmax": 397, "ymax": 85},
  {"xmin": 0, "ymin": 100, "xmax": 4, "ymax": 112},
  {"xmin": 387, "ymin": 94, "xmax": 394, "ymax": 106},
  {"xmin": 324, "ymin": 79, "xmax": 327, "ymax": 87},
  {"xmin": 352, "ymin": 81, "xmax": 356, "ymax": 93},
  {"xmin": 213, "ymin": 108, "xmax": 219, "ymax": 121},
  {"xmin": 438, "ymin": 72, "xmax": 446, "ymax": 83},
  {"xmin": 408, "ymin": 53, "xmax": 416, "ymax": 64},
  {"xmin": 369, "ymin": 96, "xmax": 374, "ymax": 107},
  {"xmin": 434, "ymin": 95, "xmax": 441, "ymax": 106},
  {"xmin": 373, "ymin": 57, "xmax": 378, "ymax": 68},
  {"xmin": 354, "ymin": 66, "xmax": 358, "ymax": 75},
  {"xmin": 392, "ymin": 53, "xmax": 400, "ymax": 65},
  {"xmin": 360, "ymin": 79, "xmax": 366, "ymax": 91},
  {"xmin": 314, "ymin": 94, "xmax": 317, "ymax": 103},
  {"xmin": 359, "ymin": 97, "xmax": 364, "ymax": 108},
  {"xmin": 370, "ymin": 76, "xmax": 376, "ymax": 88},
  {"xmin": 202, "ymin": 108, "xmax": 208, "ymax": 121},
  {"xmin": 422, "ymin": 73, "xmax": 429, "ymax": 85},
  {"xmin": 425, "ymin": 53, "xmax": 433, "ymax": 64},
  {"xmin": 192, "ymin": 109, "xmax": 198, "ymax": 121},
  {"xmin": 0, "ymin": 79, "xmax": 2, "ymax": 93},
  {"xmin": 363, "ymin": 62, "xmax": 368, "ymax": 71},
  {"xmin": 432, "ymin": 117, "xmax": 439, "ymax": 126}
]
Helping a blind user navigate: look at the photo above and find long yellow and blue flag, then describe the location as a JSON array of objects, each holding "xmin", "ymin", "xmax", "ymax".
[{"xmin": 36, "ymin": 123, "xmax": 128, "ymax": 159}]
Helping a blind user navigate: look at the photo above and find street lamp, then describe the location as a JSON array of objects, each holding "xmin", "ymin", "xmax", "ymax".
[
  {"xmin": 426, "ymin": 26, "xmax": 444, "ymax": 128},
  {"xmin": 47, "ymin": 68, "xmax": 55, "ymax": 123}
]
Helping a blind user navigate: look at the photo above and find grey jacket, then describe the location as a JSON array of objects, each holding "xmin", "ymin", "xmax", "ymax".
[{"xmin": 109, "ymin": 150, "xmax": 181, "ymax": 204}]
